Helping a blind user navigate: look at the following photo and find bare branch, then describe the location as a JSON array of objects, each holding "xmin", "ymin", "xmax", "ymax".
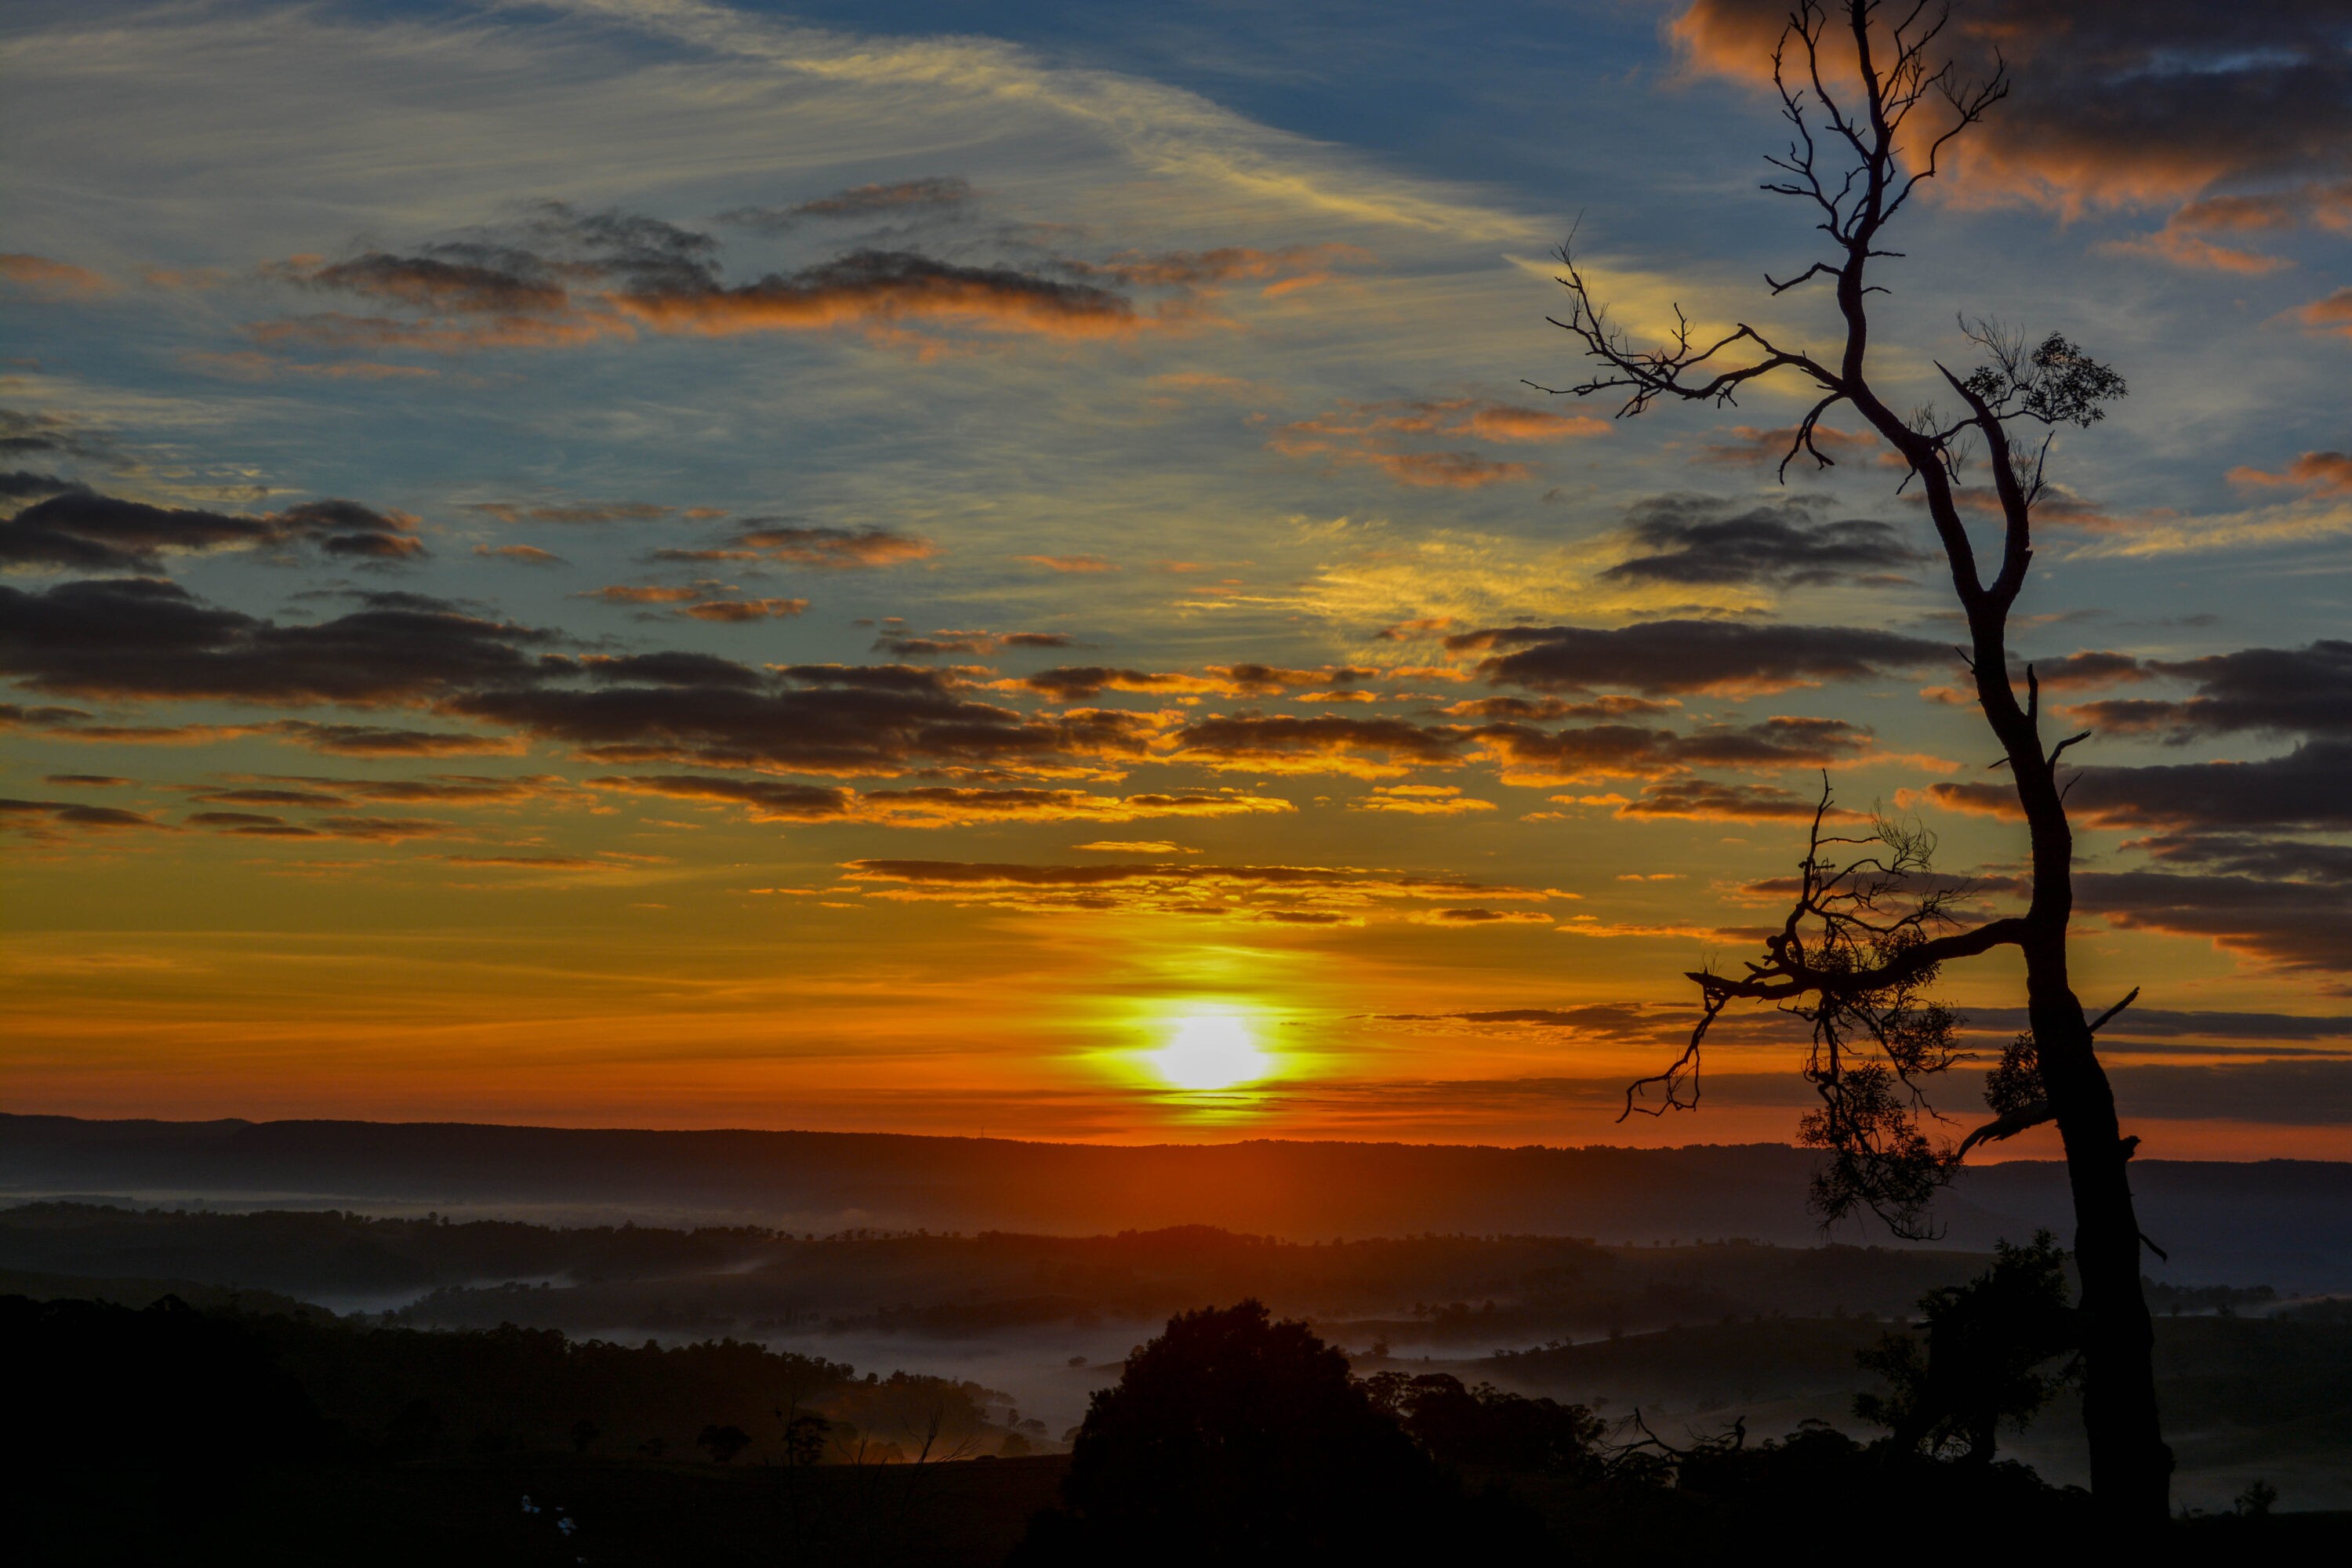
[{"xmin": 2087, "ymin": 986, "xmax": 2140, "ymax": 1034}]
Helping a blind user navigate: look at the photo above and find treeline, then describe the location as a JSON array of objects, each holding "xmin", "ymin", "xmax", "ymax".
[
  {"xmin": 0, "ymin": 1201, "xmax": 771, "ymax": 1294},
  {"xmin": 0, "ymin": 1203, "xmax": 2031, "ymax": 1340},
  {"xmin": 2, "ymin": 1294, "xmax": 1014, "ymax": 1470}
]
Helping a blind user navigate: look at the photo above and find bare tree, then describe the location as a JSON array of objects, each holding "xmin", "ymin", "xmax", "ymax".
[{"xmin": 1534, "ymin": 0, "xmax": 2169, "ymax": 1523}]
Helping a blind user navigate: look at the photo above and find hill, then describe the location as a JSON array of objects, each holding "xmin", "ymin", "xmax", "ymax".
[{"xmin": 5, "ymin": 1113, "xmax": 2347, "ymax": 1288}]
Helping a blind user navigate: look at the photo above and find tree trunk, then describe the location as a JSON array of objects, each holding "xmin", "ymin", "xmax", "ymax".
[
  {"xmin": 2033, "ymin": 967, "xmax": 2174, "ymax": 1523},
  {"xmin": 1983, "ymin": 619, "xmax": 2173, "ymax": 1523}
]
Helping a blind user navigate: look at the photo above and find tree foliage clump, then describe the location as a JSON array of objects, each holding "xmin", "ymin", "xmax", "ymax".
[
  {"xmin": 1014, "ymin": 1300, "xmax": 1543, "ymax": 1563},
  {"xmin": 1361, "ymin": 1368, "xmax": 1604, "ymax": 1475},
  {"xmin": 1855, "ymin": 1231, "xmax": 2078, "ymax": 1464}
]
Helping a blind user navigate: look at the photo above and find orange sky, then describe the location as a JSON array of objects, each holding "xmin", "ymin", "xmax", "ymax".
[{"xmin": 4, "ymin": 0, "xmax": 2348, "ymax": 1160}]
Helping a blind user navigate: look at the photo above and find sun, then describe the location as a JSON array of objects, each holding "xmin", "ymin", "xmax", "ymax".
[{"xmin": 1151, "ymin": 1011, "xmax": 1273, "ymax": 1091}]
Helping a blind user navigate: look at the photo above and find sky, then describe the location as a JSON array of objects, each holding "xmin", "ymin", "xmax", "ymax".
[{"xmin": 2, "ymin": 0, "xmax": 2348, "ymax": 1156}]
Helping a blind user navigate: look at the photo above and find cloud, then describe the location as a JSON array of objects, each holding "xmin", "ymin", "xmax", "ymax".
[
  {"xmin": 874, "ymin": 628, "xmax": 1069, "ymax": 657},
  {"xmin": 681, "ymin": 597, "xmax": 807, "ymax": 622},
  {"xmin": 2, "ymin": 704, "xmax": 523, "ymax": 757},
  {"xmin": 2024, "ymin": 651, "xmax": 2151, "ymax": 692},
  {"xmin": 1926, "ymin": 742, "xmax": 2352, "ymax": 833},
  {"xmin": 1210, "ymin": 664, "xmax": 1378, "ymax": 695},
  {"xmin": 586, "ymin": 772, "xmax": 851, "ymax": 821},
  {"xmin": 1410, "ymin": 906, "xmax": 1552, "ymax": 925},
  {"xmin": 859, "ymin": 787, "xmax": 1290, "ymax": 826},
  {"xmin": 2068, "ymin": 641, "xmax": 2352, "ymax": 741},
  {"xmin": 1607, "ymin": 778, "xmax": 1866, "ymax": 822},
  {"xmin": 837, "ymin": 856, "xmax": 1528, "ymax": 921},
  {"xmin": 1071, "ymin": 243, "xmax": 1374, "ymax": 295},
  {"xmin": 468, "ymin": 500, "xmax": 676, "ymax": 524},
  {"xmin": 1, "ymin": 491, "xmax": 425, "ymax": 572},
  {"xmin": 1352, "ymin": 784, "xmax": 1495, "ymax": 815},
  {"xmin": 619, "ymin": 249, "xmax": 1144, "ymax": 339},
  {"xmin": 1600, "ymin": 495, "xmax": 1923, "ymax": 587},
  {"xmin": 2102, "ymin": 227, "xmax": 2296, "ymax": 274},
  {"xmin": 1441, "ymin": 694, "xmax": 1677, "ymax": 722},
  {"xmin": 258, "ymin": 721, "xmax": 526, "ymax": 757},
  {"xmin": 0, "ymin": 472, "xmax": 89, "ymax": 502},
  {"xmin": 0, "ymin": 797, "xmax": 169, "ymax": 834},
  {"xmin": 449, "ymin": 664, "xmax": 1163, "ymax": 777},
  {"xmin": 2299, "ymin": 289, "xmax": 2352, "ymax": 339},
  {"xmin": 1167, "ymin": 712, "xmax": 1468, "ymax": 777},
  {"xmin": 590, "ymin": 773, "xmax": 1290, "ymax": 826},
  {"xmin": 1692, "ymin": 423, "xmax": 1890, "ymax": 468},
  {"xmin": 185, "ymin": 810, "xmax": 452, "ymax": 841},
  {"xmin": 2228, "ymin": 452, "xmax": 2352, "ymax": 498},
  {"xmin": 193, "ymin": 773, "xmax": 577, "ymax": 807},
  {"xmin": 1014, "ymin": 666, "xmax": 1222, "ymax": 701},
  {"xmin": 0, "ymin": 578, "xmax": 543, "ymax": 703},
  {"xmin": 1016, "ymin": 554, "xmax": 1117, "ymax": 573},
  {"xmin": 582, "ymin": 583, "xmax": 807, "ymax": 622},
  {"xmin": 0, "ymin": 253, "xmax": 117, "ymax": 299},
  {"xmin": 0, "ymin": 408, "xmax": 113, "ymax": 462},
  {"xmin": 1474, "ymin": 715, "xmax": 1871, "ymax": 786},
  {"xmin": 1359, "ymin": 451, "xmax": 1530, "ymax": 488},
  {"xmin": 1672, "ymin": 2, "xmax": 2352, "ymax": 230},
  {"xmin": 474, "ymin": 544, "xmax": 568, "ymax": 566},
  {"xmin": 1450, "ymin": 619, "xmax": 1947, "ymax": 695},
  {"xmin": 2172, "ymin": 183, "xmax": 2352, "ymax": 234},
  {"xmin": 651, "ymin": 522, "xmax": 935, "ymax": 568},
  {"xmin": 2128, "ymin": 833, "xmax": 2352, "ymax": 886},
  {"xmin": 1269, "ymin": 397, "xmax": 1604, "ymax": 490},
  {"xmin": 716, "ymin": 176, "xmax": 974, "ymax": 230},
  {"xmin": 2078, "ymin": 869, "xmax": 2352, "ymax": 979},
  {"xmin": 259, "ymin": 223, "xmax": 1192, "ymax": 353}
]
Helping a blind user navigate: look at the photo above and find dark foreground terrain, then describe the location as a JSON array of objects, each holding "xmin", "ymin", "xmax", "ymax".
[
  {"xmin": 3, "ymin": 1200, "xmax": 2343, "ymax": 1511},
  {"xmin": 4, "ymin": 1291, "xmax": 2344, "ymax": 1566}
]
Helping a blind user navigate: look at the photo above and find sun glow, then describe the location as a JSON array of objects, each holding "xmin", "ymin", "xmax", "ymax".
[{"xmin": 1150, "ymin": 1011, "xmax": 1274, "ymax": 1091}]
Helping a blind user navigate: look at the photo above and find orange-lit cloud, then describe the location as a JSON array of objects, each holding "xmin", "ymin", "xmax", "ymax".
[
  {"xmin": 653, "ymin": 523, "xmax": 935, "ymax": 568},
  {"xmin": 1016, "ymin": 554, "xmax": 1118, "ymax": 573},
  {"xmin": 253, "ymin": 224, "xmax": 1339, "ymax": 359},
  {"xmin": 2296, "ymin": 289, "xmax": 2352, "ymax": 339},
  {"xmin": 2228, "ymin": 452, "xmax": 2352, "ymax": 497},
  {"xmin": 580, "ymin": 583, "xmax": 808, "ymax": 621},
  {"xmin": 0, "ymin": 253, "xmax": 118, "ymax": 299},
  {"xmin": 1167, "ymin": 712, "xmax": 1468, "ymax": 778},
  {"xmin": 2101, "ymin": 227, "xmax": 2293, "ymax": 276},
  {"xmin": 474, "ymin": 544, "xmax": 568, "ymax": 567},
  {"xmin": 1668, "ymin": 2, "xmax": 2352, "ymax": 235},
  {"xmin": 1352, "ymin": 784, "xmax": 1496, "ymax": 816},
  {"xmin": 590, "ymin": 773, "xmax": 1290, "ymax": 827},
  {"xmin": 837, "ymin": 856, "xmax": 1537, "ymax": 923},
  {"xmin": 1269, "ymin": 397, "xmax": 1604, "ymax": 489}
]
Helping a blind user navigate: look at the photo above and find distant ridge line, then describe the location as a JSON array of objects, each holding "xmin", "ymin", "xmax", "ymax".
[{"xmin": 4, "ymin": 1113, "xmax": 2347, "ymax": 1287}]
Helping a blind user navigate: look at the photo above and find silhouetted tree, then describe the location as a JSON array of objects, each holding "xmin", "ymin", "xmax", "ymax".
[
  {"xmin": 1014, "ymin": 1301, "xmax": 1537, "ymax": 1563},
  {"xmin": 779, "ymin": 1409, "xmax": 829, "ymax": 1468},
  {"xmin": 696, "ymin": 1422, "xmax": 750, "ymax": 1463},
  {"xmin": 1856, "ymin": 1231, "xmax": 2077, "ymax": 1464},
  {"xmin": 1539, "ymin": 0, "xmax": 2167, "ymax": 1521},
  {"xmin": 1362, "ymin": 1369, "xmax": 1605, "ymax": 1474}
]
